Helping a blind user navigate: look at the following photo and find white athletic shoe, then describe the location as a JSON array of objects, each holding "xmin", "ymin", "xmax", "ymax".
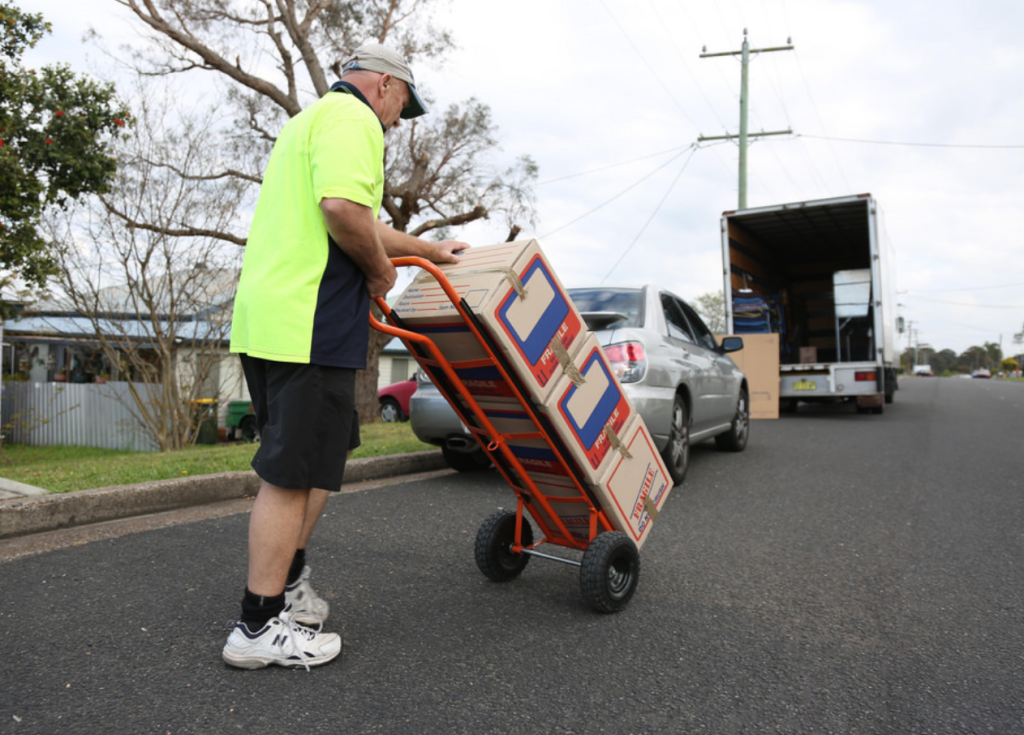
[
  {"xmin": 285, "ymin": 565, "xmax": 331, "ymax": 625},
  {"xmin": 222, "ymin": 607, "xmax": 341, "ymax": 670}
]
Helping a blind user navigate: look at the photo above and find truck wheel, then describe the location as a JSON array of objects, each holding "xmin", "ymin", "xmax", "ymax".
[
  {"xmin": 239, "ymin": 415, "xmax": 260, "ymax": 443},
  {"xmin": 661, "ymin": 394, "xmax": 690, "ymax": 485},
  {"xmin": 442, "ymin": 444, "xmax": 491, "ymax": 472},
  {"xmin": 580, "ymin": 532, "xmax": 640, "ymax": 613},
  {"xmin": 475, "ymin": 510, "xmax": 532, "ymax": 582},
  {"xmin": 715, "ymin": 387, "xmax": 750, "ymax": 452}
]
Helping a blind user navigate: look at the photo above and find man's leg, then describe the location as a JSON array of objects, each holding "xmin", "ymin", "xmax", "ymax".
[
  {"xmin": 248, "ymin": 481, "xmax": 310, "ymax": 596},
  {"xmin": 223, "ymin": 480, "xmax": 341, "ymax": 670}
]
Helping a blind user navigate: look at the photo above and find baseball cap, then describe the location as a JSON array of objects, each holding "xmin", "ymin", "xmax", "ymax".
[{"xmin": 341, "ymin": 43, "xmax": 428, "ymax": 119}]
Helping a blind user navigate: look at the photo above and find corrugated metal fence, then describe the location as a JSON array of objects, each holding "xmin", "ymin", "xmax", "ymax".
[{"xmin": 2, "ymin": 382, "xmax": 161, "ymax": 452}]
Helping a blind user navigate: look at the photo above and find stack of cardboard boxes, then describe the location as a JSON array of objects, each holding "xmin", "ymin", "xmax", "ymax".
[{"xmin": 390, "ymin": 240, "xmax": 672, "ymax": 549}]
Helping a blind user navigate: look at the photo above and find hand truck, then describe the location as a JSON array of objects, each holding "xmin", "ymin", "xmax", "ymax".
[{"xmin": 370, "ymin": 257, "xmax": 641, "ymax": 613}]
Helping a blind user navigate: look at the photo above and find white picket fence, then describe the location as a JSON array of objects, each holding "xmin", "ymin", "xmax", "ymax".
[{"xmin": 2, "ymin": 381, "xmax": 161, "ymax": 452}]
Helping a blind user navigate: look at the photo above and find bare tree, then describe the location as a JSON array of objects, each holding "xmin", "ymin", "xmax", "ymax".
[
  {"xmin": 103, "ymin": 0, "xmax": 537, "ymax": 421},
  {"xmin": 42, "ymin": 89, "xmax": 246, "ymax": 451}
]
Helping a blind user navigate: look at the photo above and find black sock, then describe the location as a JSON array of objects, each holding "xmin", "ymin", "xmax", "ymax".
[
  {"xmin": 286, "ymin": 548, "xmax": 306, "ymax": 587},
  {"xmin": 239, "ymin": 588, "xmax": 285, "ymax": 632}
]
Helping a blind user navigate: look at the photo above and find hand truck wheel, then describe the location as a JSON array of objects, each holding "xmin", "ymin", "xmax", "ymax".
[
  {"xmin": 475, "ymin": 510, "xmax": 533, "ymax": 582},
  {"xmin": 580, "ymin": 531, "xmax": 640, "ymax": 613}
]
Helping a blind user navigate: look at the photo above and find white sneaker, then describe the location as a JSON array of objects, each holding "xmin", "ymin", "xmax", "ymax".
[
  {"xmin": 285, "ymin": 565, "xmax": 331, "ymax": 625},
  {"xmin": 222, "ymin": 607, "xmax": 341, "ymax": 670}
]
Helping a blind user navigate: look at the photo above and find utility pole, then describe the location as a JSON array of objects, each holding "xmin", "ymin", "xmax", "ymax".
[{"xmin": 699, "ymin": 29, "xmax": 794, "ymax": 210}]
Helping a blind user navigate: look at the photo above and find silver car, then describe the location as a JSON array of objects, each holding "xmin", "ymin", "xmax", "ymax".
[{"xmin": 409, "ymin": 285, "xmax": 750, "ymax": 483}]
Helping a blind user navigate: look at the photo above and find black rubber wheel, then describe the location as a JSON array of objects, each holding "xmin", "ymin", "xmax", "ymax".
[
  {"xmin": 475, "ymin": 510, "xmax": 533, "ymax": 582},
  {"xmin": 239, "ymin": 415, "xmax": 260, "ymax": 443},
  {"xmin": 661, "ymin": 394, "xmax": 690, "ymax": 485},
  {"xmin": 379, "ymin": 397, "xmax": 405, "ymax": 422},
  {"xmin": 442, "ymin": 443, "xmax": 492, "ymax": 472},
  {"xmin": 579, "ymin": 531, "xmax": 640, "ymax": 613},
  {"xmin": 715, "ymin": 387, "xmax": 750, "ymax": 452}
]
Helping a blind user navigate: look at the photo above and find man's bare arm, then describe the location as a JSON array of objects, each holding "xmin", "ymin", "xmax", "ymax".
[
  {"xmin": 375, "ymin": 221, "xmax": 470, "ymax": 264},
  {"xmin": 320, "ymin": 198, "xmax": 397, "ymax": 298}
]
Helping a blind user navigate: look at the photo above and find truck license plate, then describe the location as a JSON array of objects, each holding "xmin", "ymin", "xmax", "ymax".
[{"xmin": 793, "ymin": 381, "xmax": 817, "ymax": 391}]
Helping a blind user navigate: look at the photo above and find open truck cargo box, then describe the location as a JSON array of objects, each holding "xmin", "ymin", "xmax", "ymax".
[{"xmin": 721, "ymin": 194, "xmax": 898, "ymax": 413}]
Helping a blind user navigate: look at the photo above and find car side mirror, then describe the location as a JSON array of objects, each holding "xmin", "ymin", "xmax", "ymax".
[{"xmin": 718, "ymin": 336, "xmax": 744, "ymax": 354}]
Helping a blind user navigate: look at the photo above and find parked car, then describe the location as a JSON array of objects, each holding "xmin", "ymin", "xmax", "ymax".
[
  {"xmin": 972, "ymin": 368, "xmax": 992, "ymax": 379},
  {"xmin": 378, "ymin": 376, "xmax": 417, "ymax": 422},
  {"xmin": 410, "ymin": 285, "xmax": 750, "ymax": 483}
]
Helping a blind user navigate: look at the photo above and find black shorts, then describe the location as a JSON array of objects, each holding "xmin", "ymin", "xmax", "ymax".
[{"xmin": 240, "ymin": 354, "xmax": 361, "ymax": 492}]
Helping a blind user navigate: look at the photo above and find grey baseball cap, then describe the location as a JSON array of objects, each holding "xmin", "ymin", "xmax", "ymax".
[{"xmin": 341, "ymin": 43, "xmax": 428, "ymax": 119}]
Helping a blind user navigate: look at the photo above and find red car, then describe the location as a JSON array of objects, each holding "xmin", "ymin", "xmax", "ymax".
[{"xmin": 378, "ymin": 376, "xmax": 418, "ymax": 422}]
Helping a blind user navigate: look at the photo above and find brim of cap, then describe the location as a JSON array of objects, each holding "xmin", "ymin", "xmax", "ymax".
[{"xmin": 401, "ymin": 84, "xmax": 428, "ymax": 119}]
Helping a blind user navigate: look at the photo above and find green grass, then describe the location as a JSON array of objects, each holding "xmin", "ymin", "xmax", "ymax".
[{"xmin": 0, "ymin": 421, "xmax": 435, "ymax": 494}]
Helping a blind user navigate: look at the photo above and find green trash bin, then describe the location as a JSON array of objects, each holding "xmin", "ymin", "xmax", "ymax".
[{"xmin": 189, "ymin": 398, "xmax": 220, "ymax": 445}]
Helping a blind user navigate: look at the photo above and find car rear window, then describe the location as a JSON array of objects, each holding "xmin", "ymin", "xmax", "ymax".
[{"xmin": 568, "ymin": 289, "xmax": 644, "ymax": 328}]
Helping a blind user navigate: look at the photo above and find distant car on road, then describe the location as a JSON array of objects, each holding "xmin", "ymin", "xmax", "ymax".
[
  {"xmin": 913, "ymin": 365, "xmax": 934, "ymax": 377},
  {"xmin": 410, "ymin": 285, "xmax": 750, "ymax": 483},
  {"xmin": 972, "ymin": 368, "xmax": 992, "ymax": 379},
  {"xmin": 378, "ymin": 376, "xmax": 417, "ymax": 422}
]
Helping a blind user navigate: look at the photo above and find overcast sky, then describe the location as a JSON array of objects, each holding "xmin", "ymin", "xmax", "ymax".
[{"xmin": 20, "ymin": 0, "xmax": 1024, "ymax": 357}]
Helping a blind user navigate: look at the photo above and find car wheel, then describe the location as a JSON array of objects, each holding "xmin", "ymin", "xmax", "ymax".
[
  {"xmin": 379, "ymin": 397, "xmax": 404, "ymax": 423},
  {"xmin": 239, "ymin": 415, "xmax": 260, "ymax": 443},
  {"xmin": 442, "ymin": 443, "xmax": 492, "ymax": 472},
  {"xmin": 579, "ymin": 531, "xmax": 640, "ymax": 613},
  {"xmin": 715, "ymin": 387, "xmax": 750, "ymax": 452},
  {"xmin": 475, "ymin": 510, "xmax": 533, "ymax": 582},
  {"xmin": 661, "ymin": 394, "xmax": 690, "ymax": 485}
]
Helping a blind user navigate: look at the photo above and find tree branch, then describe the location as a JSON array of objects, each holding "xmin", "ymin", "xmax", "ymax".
[{"xmin": 101, "ymin": 197, "xmax": 247, "ymax": 246}]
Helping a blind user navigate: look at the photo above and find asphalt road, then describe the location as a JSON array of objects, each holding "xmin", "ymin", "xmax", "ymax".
[{"xmin": 1, "ymin": 377, "xmax": 1022, "ymax": 734}]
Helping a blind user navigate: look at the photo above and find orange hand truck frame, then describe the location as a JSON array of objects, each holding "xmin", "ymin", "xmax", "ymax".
[{"xmin": 370, "ymin": 257, "xmax": 641, "ymax": 612}]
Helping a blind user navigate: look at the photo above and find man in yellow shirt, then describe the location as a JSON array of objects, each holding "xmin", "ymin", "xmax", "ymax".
[{"xmin": 224, "ymin": 44, "xmax": 468, "ymax": 669}]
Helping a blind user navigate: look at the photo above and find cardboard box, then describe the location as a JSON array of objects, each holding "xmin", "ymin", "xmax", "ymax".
[
  {"xmin": 537, "ymin": 333, "xmax": 635, "ymax": 480},
  {"xmin": 391, "ymin": 240, "xmax": 587, "ymax": 405},
  {"xmin": 474, "ymin": 399, "xmax": 670, "ymax": 549},
  {"xmin": 723, "ymin": 333, "xmax": 780, "ymax": 420},
  {"xmin": 799, "ymin": 346, "xmax": 818, "ymax": 364},
  {"xmin": 588, "ymin": 416, "xmax": 672, "ymax": 549}
]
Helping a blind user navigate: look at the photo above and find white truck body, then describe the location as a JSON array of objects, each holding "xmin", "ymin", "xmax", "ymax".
[{"xmin": 721, "ymin": 194, "xmax": 898, "ymax": 413}]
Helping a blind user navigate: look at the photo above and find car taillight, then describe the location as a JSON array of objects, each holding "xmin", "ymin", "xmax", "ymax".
[
  {"xmin": 604, "ymin": 342, "xmax": 647, "ymax": 383},
  {"xmin": 854, "ymin": 371, "xmax": 877, "ymax": 382}
]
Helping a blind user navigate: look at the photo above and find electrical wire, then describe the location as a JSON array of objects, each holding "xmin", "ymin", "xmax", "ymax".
[
  {"xmin": 909, "ymin": 295, "xmax": 1022, "ymax": 309},
  {"xmin": 799, "ymin": 134, "xmax": 1024, "ymax": 149},
  {"xmin": 537, "ymin": 144, "xmax": 694, "ymax": 186},
  {"xmin": 598, "ymin": 0, "xmax": 703, "ymax": 135},
  {"xmin": 600, "ymin": 146, "xmax": 698, "ymax": 284},
  {"xmin": 540, "ymin": 145, "xmax": 696, "ymax": 240},
  {"xmin": 905, "ymin": 282, "xmax": 1024, "ymax": 293}
]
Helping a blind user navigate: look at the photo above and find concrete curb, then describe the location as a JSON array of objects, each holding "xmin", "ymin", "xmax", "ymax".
[{"xmin": 0, "ymin": 450, "xmax": 447, "ymax": 540}]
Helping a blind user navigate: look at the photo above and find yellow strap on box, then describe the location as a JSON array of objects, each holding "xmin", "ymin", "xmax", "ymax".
[
  {"xmin": 550, "ymin": 336, "xmax": 584, "ymax": 386},
  {"xmin": 643, "ymin": 496, "xmax": 660, "ymax": 521},
  {"xmin": 603, "ymin": 424, "xmax": 632, "ymax": 459}
]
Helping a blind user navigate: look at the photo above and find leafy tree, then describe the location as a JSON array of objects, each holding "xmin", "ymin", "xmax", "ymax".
[
  {"xmin": 107, "ymin": 0, "xmax": 537, "ymax": 421},
  {"xmin": 693, "ymin": 290, "xmax": 726, "ymax": 335},
  {"xmin": 0, "ymin": 2, "xmax": 128, "ymax": 289},
  {"xmin": 1000, "ymin": 357, "xmax": 1019, "ymax": 374}
]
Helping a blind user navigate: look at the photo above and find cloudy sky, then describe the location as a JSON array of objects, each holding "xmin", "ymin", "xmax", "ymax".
[{"xmin": 20, "ymin": 0, "xmax": 1024, "ymax": 357}]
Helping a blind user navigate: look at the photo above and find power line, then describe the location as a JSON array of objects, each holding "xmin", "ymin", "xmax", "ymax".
[
  {"xmin": 799, "ymin": 134, "xmax": 1024, "ymax": 149},
  {"xmin": 910, "ymin": 295, "xmax": 1022, "ymax": 309},
  {"xmin": 537, "ymin": 144, "xmax": 693, "ymax": 186},
  {"xmin": 906, "ymin": 281, "xmax": 1024, "ymax": 293},
  {"xmin": 601, "ymin": 147, "xmax": 698, "ymax": 284},
  {"xmin": 598, "ymin": 0, "xmax": 702, "ymax": 134},
  {"xmin": 540, "ymin": 146, "xmax": 696, "ymax": 239}
]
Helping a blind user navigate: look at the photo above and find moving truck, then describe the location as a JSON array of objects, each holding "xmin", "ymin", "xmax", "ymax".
[{"xmin": 721, "ymin": 193, "xmax": 898, "ymax": 414}]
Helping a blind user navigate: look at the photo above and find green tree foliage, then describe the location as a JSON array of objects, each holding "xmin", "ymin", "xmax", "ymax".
[
  {"xmin": 0, "ymin": 3, "xmax": 128, "ymax": 287},
  {"xmin": 693, "ymin": 290, "xmax": 726, "ymax": 334}
]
